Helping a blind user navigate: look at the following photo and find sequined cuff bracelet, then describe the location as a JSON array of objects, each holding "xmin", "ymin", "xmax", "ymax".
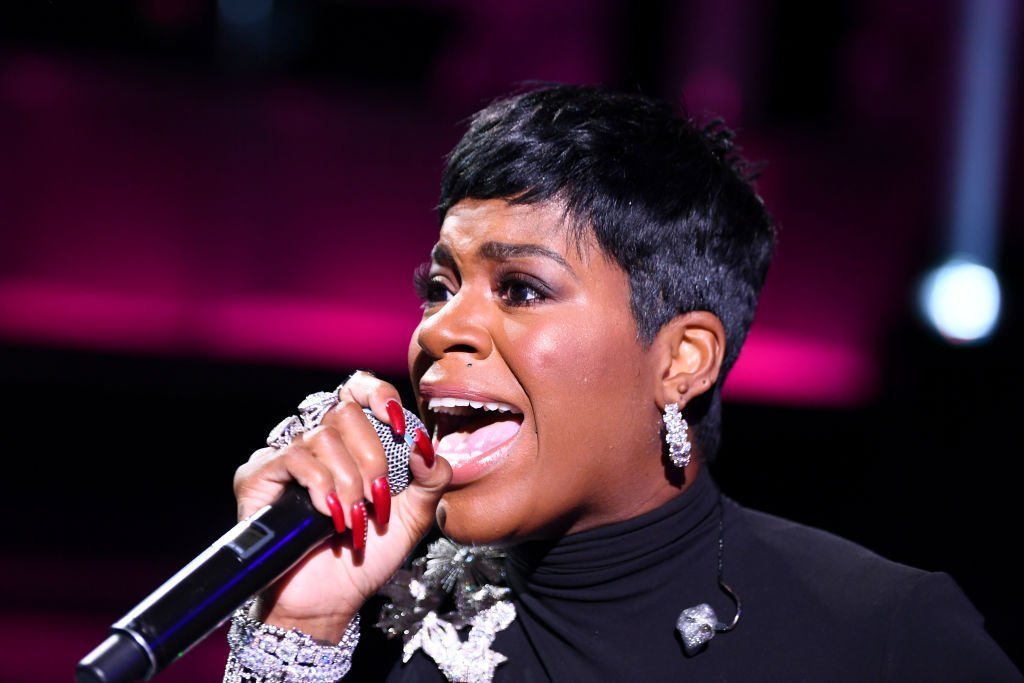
[{"xmin": 223, "ymin": 600, "xmax": 360, "ymax": 683}]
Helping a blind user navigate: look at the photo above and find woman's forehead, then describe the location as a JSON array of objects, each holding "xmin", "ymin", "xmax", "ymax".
[{"xmin": 437, "ymin": 198, "xmax": 595, "ymax": 263}]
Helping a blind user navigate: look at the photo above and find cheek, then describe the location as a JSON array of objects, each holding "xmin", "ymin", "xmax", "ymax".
[
  {"xmin": 503, "ymin": 312, "xmax": 639, "ymax": 388},
  {"xmin": 502, "ymin": 311, "xmax": 646, "ymax": 457}
]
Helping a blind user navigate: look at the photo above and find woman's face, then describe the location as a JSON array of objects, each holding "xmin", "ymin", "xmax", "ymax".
[{"xmin": 408, "ymin": 198, "xmax": 673, "ymax": 545}]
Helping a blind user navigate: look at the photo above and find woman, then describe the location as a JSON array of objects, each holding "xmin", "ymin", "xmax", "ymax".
[{"xmin": 224, "ymin": 85, "xmax": 1020, "ymax": 682}]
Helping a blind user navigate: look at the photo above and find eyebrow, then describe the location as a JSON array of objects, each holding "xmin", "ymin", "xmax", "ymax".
[
  {"xmin": 477, "ymin": 241, "xmax": 572, "ymax": 270},
  {"xmin": 430, "ymin": 240, "xmax": 577, "ymax": 278},
  {"xmin": 431, "ymin": 242, "xmax": 455, "ymax": 266}
]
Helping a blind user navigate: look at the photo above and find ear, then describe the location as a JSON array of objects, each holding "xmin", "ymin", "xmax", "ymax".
[{"xmin": 653, "ymin": 311, "xmax": 726, "ymax": 409}]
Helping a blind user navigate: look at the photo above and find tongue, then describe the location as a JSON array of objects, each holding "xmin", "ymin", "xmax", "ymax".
[{"xmin": 436, "ymin": 419, "xmax": 521, "ymax": 463}]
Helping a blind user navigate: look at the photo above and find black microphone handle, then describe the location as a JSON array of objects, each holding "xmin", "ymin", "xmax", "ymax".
[
  {"xmin": 77, "ymin": 483, "xmax": 334, "ymax": 683},
  {"xmin": 76, "ymin": 407, "xmax": 422, "ymax": 683}
]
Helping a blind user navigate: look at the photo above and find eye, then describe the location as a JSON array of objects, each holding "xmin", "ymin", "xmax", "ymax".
[
  {"xmin": 497, "ymin": 273, "xmax": 548, "ymax": 306},
  {"xmin": 413, "ymin": 264, "xmax": 455, "ymax": 307}
]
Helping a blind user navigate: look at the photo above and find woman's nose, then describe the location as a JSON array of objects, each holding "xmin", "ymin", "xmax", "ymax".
[{"xmin": 414, "ymin": 289, "xmax": 493, "ymax": 361}]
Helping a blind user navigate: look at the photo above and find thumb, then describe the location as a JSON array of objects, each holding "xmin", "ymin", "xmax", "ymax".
[{"xmin": 392, "ymin": 433, "xmax": 451, "ymax": 539}]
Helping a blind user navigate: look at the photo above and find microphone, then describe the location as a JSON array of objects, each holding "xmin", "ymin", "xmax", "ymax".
[{"xmin": 76, "ymin": 406, "xmax": 424, "ymax": 683}]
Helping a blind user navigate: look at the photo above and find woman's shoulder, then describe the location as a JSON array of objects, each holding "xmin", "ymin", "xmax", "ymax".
[
  {"xmin": 726, "ymin": 498, "xmax": 946, "ymax": 605},
  {"xmin": 721, "ymin": 499, "xmax": 1022, "ymax": 680},
  {"xmin": 728, "ymin": 499, "xmax": 922, "ymax": 581}
]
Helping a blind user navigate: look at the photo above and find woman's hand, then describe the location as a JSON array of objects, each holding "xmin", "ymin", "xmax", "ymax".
[{"xmin": 232, "ymin": 371, "xmax": 450, "ymax": 642}]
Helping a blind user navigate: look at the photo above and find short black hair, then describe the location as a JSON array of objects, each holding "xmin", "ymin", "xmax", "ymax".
[{"xmin": 438, "ymin": 84, "xmax": 776, "ymax": 460}]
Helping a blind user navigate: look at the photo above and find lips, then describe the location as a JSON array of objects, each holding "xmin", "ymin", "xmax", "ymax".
[{"xmin": 425, "ymin": 394, "xmax": 524, "ymax": 483}]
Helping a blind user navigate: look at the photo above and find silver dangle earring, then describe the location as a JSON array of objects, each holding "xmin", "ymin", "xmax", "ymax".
[{"xmin": 663, "ymin": 403, "xmax": 692, "ymax": 468}]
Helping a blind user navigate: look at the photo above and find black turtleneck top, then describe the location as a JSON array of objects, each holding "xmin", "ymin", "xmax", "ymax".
[{"xmin": 359, "ymin": 469, "xmax": 1020, "ymax": 681}]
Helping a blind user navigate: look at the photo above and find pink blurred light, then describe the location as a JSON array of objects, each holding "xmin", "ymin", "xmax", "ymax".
[
  {"xmin": 199, "ymin": 296, "xmax": 419, "ymax": 370},
  {"xmin": 0, "ymin": 280, "xmax": 190, "ymax": 353},
  {"xmin": 0, "ymin": 611, "xmax": 228, "ymax": 683},
  {"xmin": 0, "ymin": 553, "xmax": 232, "ymax": 681},
  {"xmin": 724, "ymin": 327, "xmax": 877, "ymax": 407},
  {"xmin": 0, "ymin": 280, "xmax": 417, "ymax": 372}
]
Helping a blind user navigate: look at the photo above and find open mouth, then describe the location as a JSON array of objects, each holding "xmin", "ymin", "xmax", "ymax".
[{"xmin": 428, "ymin": 397, "xmax": 524, "ymax": 466}]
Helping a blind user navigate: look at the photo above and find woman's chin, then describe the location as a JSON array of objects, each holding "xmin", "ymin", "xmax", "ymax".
[
  {"xmin": 435, "ymin": 494, "xmax": 519, "ymax": 548},
  {"xmin": 432, "ymin": 419, "xmax": 536, "ymax": 545}
]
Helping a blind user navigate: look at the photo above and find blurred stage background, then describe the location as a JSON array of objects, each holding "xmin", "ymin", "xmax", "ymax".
[{"xmin": 1, "ymin": 0, "xmax": 1021, "ymax": 680}]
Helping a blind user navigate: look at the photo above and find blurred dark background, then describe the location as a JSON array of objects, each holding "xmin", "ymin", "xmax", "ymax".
[{"xmin": 1, "ymin": 0, "xmax": 1021, "ymax": 680}]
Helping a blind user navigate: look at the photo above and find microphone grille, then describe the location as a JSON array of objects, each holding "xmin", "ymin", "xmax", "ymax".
[{"xmin": 364, "ymin": 407, "xmax": 424, "ymax": 495}]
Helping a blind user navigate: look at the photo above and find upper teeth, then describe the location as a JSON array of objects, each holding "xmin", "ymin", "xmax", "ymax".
[{"xmin": 428, "ymin": 397, "xmax": 519, "ymax": 414}]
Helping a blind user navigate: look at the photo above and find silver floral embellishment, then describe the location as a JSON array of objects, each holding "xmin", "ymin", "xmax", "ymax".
[
  {"xmin": 425, "ymin": 539, "xmax": 506, "ymax": 593},
  {"xmin": 377, "ymin": 538, "xmax": 515, "ymax": 683}
]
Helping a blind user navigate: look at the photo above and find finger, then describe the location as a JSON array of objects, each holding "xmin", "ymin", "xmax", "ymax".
[
  {"xmin": 233, "ymin": 447, "xmax": 292, "ymax": 519},
  {"xmin": 412, "ymin": 427, "xmax": 435, "ymax": 469},
  {"xmin": 338, "ymin": 371, "xmax": 406, "ymax": 433},
  {"xmin": 318, "ymin": 401, "xmax": 390, "ymax": 493},
  {"xmin": 324, "ymin": 490, "xmax": 346, "ymax": 534},
  {"xmin": 320, "ymin": 400, "xmax": 400, "ymax": 528},
  {"xmin": 233, "ymin": 443, "xmax": 337, "ymax": 520},
  {"xmin": 399, "ymin": 430, "xmax": 452, "ymax": 523},
  {"xmin": 246, "ymin": 446, "xmax": 279, "ymax": 467},
  {"xmin": 298, "ymin": 425, "xmax": 373, "ymax": 553}
]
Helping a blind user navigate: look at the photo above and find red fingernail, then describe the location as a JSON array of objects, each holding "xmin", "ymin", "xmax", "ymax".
[
  {"xmin": 385, "ymin": 399, "xmax": 406, "ymax": 435},
  {"xmin": 371, "ymin": 476, "xmax": 391, "ymax": 526},
  {"xmin": 414, "ymin": 428, "xmax": 435, "ymax": 468},
  {"xmin": 351, "ymin": 501, "xmax": 367, "ymax": 551},
  {"xmin": 325, "ymin": 491, "xmax": 346, "ymax": 533}
]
